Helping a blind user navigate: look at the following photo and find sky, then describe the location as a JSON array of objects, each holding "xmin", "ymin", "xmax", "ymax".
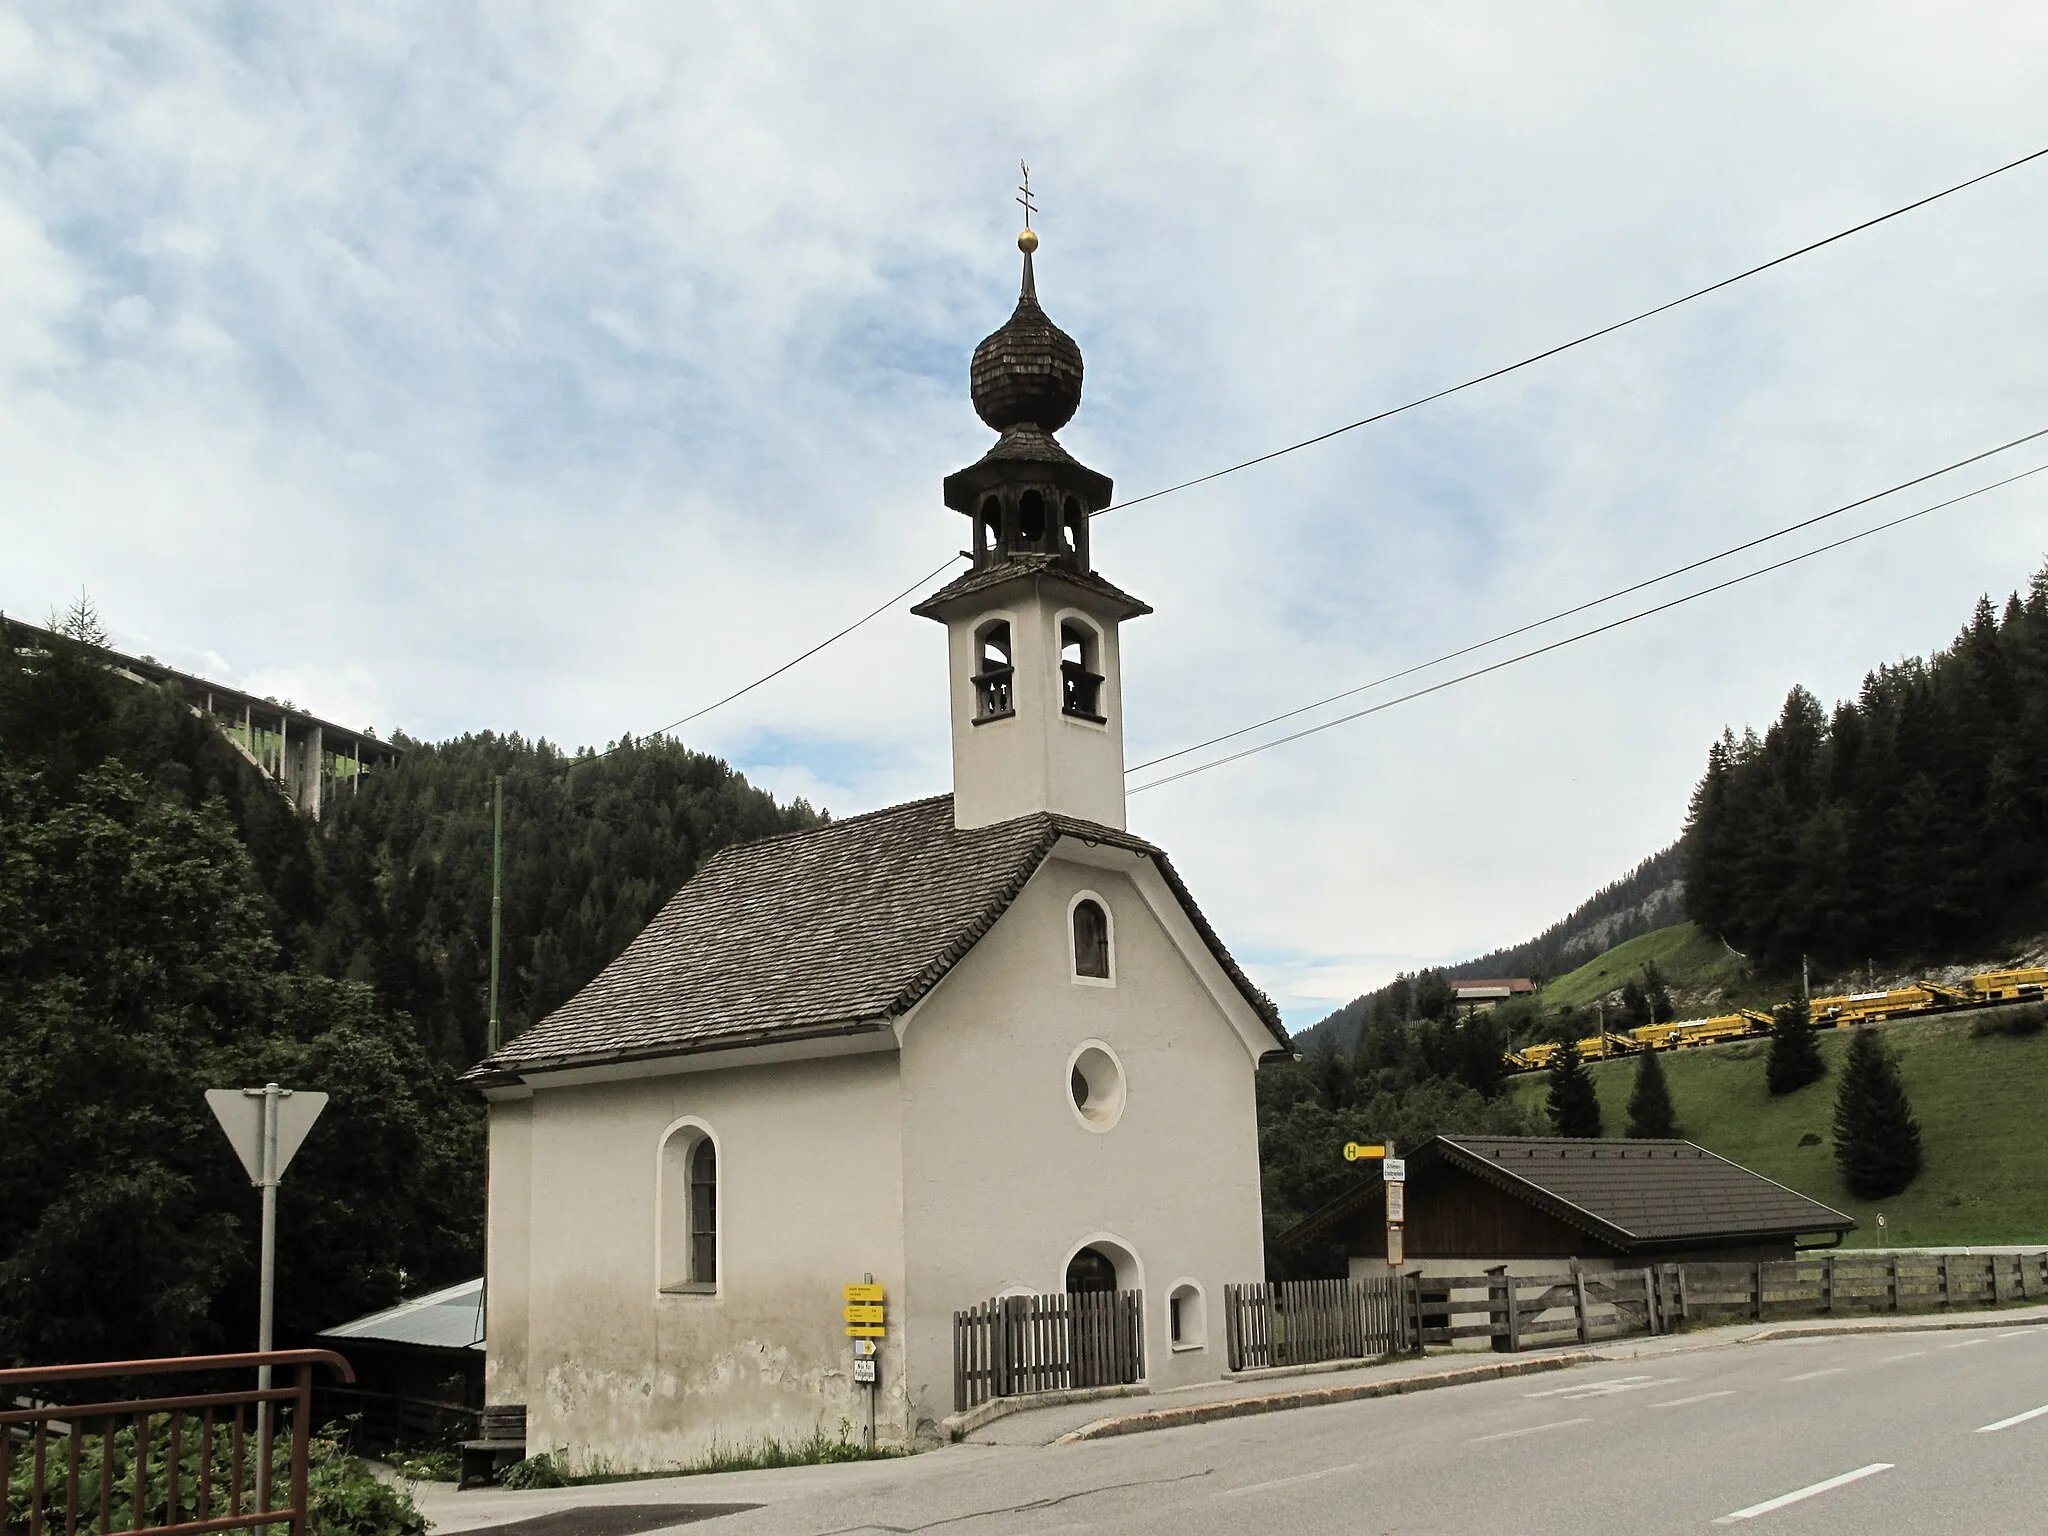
[{"xmin": 7, "ymin": 4, "xmax": 2048, "ymax": 1029}]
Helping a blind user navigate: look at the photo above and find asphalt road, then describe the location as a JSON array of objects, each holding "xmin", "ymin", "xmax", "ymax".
[{"xmin": 425, "ymin": 1325, "xmax": 2048, "ymax": 1536}]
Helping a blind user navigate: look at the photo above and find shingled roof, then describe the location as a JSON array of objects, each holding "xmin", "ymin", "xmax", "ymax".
[
  {"xmin": 463, "ymin": 795, "xmax": 1287, "ymax": 1086},
  {"xmin": 1285, "ymin": 1135, "xmax": 1854, "ymax": 1253}
]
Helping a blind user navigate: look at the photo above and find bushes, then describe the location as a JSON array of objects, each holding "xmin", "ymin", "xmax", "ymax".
[{"xmin": 1971, "ymin": 1004, "xmax": 2046, "ymax": 1038}]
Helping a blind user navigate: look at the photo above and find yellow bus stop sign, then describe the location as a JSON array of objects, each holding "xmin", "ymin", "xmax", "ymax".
[{"xmin": 1343, "ymin": 1142, "xmax": 1388, "ymax": 1162}]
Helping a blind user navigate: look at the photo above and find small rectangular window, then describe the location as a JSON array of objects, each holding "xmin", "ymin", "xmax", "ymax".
[{"xmin": 1169, "ymin": 1294, "xmax": 1183, "ymax": 1345}]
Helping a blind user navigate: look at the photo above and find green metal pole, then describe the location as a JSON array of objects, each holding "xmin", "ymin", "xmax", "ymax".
[{"xmin": 489, "ymin": 775, "xmax": 503, "ymax": 1054}]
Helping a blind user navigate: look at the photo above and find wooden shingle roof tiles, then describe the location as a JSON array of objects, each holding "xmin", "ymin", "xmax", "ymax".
[{"xmin": 463, "ymin": 794, "xmax": 1286, "ymax": 1085}]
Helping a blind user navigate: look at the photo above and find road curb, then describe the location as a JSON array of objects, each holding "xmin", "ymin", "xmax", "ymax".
[
  {"xmin": 1052, "ymin": 1352, "xmax": 1598, "ymax": 1443},
  {"xmin": 942, "ymin": 1382, "xmax": 1148, "ymax": 1440},
  {"xmin": 1740, "ymin": 1310, "xmax": 2048, "ymax": 1343}
]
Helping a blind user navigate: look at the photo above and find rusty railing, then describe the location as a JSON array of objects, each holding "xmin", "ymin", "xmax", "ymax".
[{"xmin": 0, "ymin": 1349, "xmax": 354, "ymax": 1536}]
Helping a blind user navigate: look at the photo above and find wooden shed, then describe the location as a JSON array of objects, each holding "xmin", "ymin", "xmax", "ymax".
[{"xmin": 1288, "ymin": 1136, "xmax": 1854, "ymax": 1279}]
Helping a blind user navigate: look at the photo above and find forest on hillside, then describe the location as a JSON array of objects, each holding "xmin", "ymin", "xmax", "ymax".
[
  {"xmin": 0, "ymin": 605, "xmax": 818, "ymax": 1366},
  {"xmin": 1686, "ymin": 563, "xmax": 2048, "ymax": 972}
]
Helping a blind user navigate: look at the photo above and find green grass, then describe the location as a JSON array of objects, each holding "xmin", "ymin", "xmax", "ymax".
[
  {"xmin": 500, "ymin": 1422, "xmax": 904, "ymax": 1487},
  {"xmin": 1539, "ymin": 922, "xmax": 1752, "ymax": 1012},
  {"xmin": 1508, "ymin": 1011, "xmax": 2048, "ymax": 1247}
]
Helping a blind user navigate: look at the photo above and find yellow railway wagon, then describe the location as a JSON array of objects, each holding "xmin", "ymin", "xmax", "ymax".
[
  {"xmin": 1967, "ymin": 967, "xmax": 2048, "ymax": 1003},
  {"xmin": 1810, "ymin": 986, "xmax": 1940, "ymax": 1027}
]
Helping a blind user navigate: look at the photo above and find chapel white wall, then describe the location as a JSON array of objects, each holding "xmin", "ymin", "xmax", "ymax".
[
  {"xmin": 898, "ymin": 853, "xmax": 1268, "ymax": 1431},
  {"xmin": 484, "ymin": 1098, "xmax": 533, "ymax": 1406},
  {"xmin": 501, "ymin": 1053, "xmax": 908, "ymax": 1467}
]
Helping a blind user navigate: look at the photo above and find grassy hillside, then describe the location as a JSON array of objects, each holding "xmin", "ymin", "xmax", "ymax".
[
  {"xmin": 1537, "ymin": 921, "xmax": 1753, "ymax": 1013},
  {"xmin": 1508, "ymin": 1013, "xmax": 2048, "ymax": 1247}
]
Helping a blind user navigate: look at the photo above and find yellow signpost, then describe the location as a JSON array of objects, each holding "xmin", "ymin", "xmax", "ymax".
[
  {"xmin": 1342, "ymin": 1142, "xmax": 1388, "ymax": 1162},
  {"xmin": 844, "ymin": 1304, "xmax": 885, "ymax": 1325},
  {"xmin": 844, "ymin": 1280, "xmax": 885, "ymax": 1448}
]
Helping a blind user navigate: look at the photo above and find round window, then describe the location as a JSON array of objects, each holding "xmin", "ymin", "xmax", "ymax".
[{"xmin": 1067, "ymin": 1043, "xmax": 1125, "ymax": 1131}]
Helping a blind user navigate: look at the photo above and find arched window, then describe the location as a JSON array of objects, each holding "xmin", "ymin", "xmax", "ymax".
[
  {"xmin": 977, "ymin": 495, "xmax": 1003, "ymax": 566},
  {"xmin": 659, "ymin": 1125, "xmax": 718, "ymax": 1292},
  {"xmin": 1060, "ymin": 620, "xmax": 1104, "ymax": 721},
  {"xmin": 1072, "ymin": 898, "xmax": 1111, "ymax": 979},
  {"xmin": 1018, "ymin": 490, "xmax": 1047, "ymax": 548},
  {"xmin": 1065, "ymin": 1246, "xmax": 1118, "ymax": 1294},
  {"xmin": 973, "ymin": 620, "xmax": 1015, "ymax": 722},
  {"xmin": 1061, "ymin": 496, "xmax": 1087, "ymax": 565}
]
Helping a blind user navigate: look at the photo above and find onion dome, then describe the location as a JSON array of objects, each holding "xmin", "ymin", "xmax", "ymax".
[{"xmin": 969, "ymin": 234, "xmax": 1084, "ymax": 434}]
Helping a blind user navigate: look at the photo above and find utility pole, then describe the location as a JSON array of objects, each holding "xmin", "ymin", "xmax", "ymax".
[
  {"xmin": 1802, "ymin": 954, "xmax": 1810, "ymax": 1004},
  {"xmin": 489, "ymin": 775, "xmax": 504, "ymax": 1055}
]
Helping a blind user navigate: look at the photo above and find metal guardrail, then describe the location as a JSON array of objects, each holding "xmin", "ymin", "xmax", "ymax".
[{"xmin": 0, "ymin": 1350, "xmax": 354, "ymax": 1536}]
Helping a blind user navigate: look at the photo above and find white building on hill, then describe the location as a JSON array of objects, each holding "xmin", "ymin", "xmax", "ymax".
[{"xmin": 466, "ymin": 228, "xmax": 1290, "ymax": 1461}]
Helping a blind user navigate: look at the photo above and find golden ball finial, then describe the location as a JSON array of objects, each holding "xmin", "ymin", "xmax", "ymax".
[{"xmin": 1017, "ymin": 227, "xmax": 1039, "ymax": 254}]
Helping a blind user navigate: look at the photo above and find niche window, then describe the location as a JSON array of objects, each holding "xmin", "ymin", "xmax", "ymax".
[
  {"xmin": 659, "ymin": 1127, "xmax": 718, "ymax": 1292},
  {"xmin": 1169, "ymin": 1283, "xmax": 1206, "ymax": 1351},
  {"xmin": 1071, "ymin": 897, "xmax": 1111, "ymax": 981},
  {"xmin": 973, "ymin": 620, "xmax": 1015, "ymax": 722},
  {"xmin": 1061, "ymin": 621, "xmax": 1105, "ymax": 721}
]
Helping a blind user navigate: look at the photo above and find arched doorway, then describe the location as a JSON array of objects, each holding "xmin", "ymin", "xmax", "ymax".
[{"xmin": 1065, "ymin": 1246, "xmax": 1119, "ymax": 1294}]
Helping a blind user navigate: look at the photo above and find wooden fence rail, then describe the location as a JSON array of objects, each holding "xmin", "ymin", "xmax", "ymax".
[
  {"xmin": 1223, "ymin": 1277, "xmax": 1404, "ymax": 1373},
  {"xmin": 951, "ymin": 1290, "xmax": 1144, "ymax": 1414}
]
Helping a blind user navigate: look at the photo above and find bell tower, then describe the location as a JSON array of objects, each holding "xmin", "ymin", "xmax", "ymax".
[{"xmin": 915, "ymin": 214, "xmax": 1150, "ymax": 831}]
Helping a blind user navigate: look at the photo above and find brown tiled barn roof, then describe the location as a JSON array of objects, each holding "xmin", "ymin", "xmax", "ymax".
[
  {"xmin": 1283, "ymin": 1135, "xmax": 1853, "ymax": 1253},
  {"xmin": 464, "ymin": 795, "xmax": 1285, "ymax": 1085}
]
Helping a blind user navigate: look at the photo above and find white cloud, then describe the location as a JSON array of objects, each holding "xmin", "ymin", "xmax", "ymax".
[{"xmin": 6, "ymin": 1, "xmax": 2048, "ymax": 1022}]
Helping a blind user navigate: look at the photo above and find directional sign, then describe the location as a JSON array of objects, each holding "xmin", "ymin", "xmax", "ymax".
[
  {"xmin": 206, "ymin": 1089, "xmax": 328, "ymax": 1185},
  {"xmin": 851, "ymin": 1337, "xmax": 877, "ymax": 1358},
  {"xmin": 845, "ymin": 1326, "xmax": 886, "ymax": 1339},
  {"xmin": 844, "ymin": 1304, "xmax": 884, "ymax": 1325},
  {"xmin": 844, "ymin": 1283, "xmax": 884, "ymax": 1304},
  {"xmin": 1343, "ymin": 1142, "xmax": 1387, "ymax": 1163},
  {"xmin": 1381, "ymin": 1157, "xmax": 1406, "ymax": 1183},
  {"xmin": 1385, "ymin": 1182, "xmax": 1406, "ymax": 1223}
]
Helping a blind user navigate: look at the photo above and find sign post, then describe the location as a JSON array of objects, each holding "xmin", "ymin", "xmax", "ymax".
[
  {"xmin": 1342, "ymin": 1141, "xmax": 1405, "ymax": 1276},
  {"xmin": 207, "ymin": 1085, "xmax": 327, "ymax": 1526},
  {"xmin": 844, "ymin": 1277, "xmax": 885, "ymax": 1450}
]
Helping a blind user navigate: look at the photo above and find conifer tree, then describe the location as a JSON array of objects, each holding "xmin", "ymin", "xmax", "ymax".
[
  {"xmin": 1766, "ymin": 998, "xmax": 1827, "ymax": 1095},
  {"xmin": 1625, "ymin": 1045, "xmax": 1677, "ymax": 1138},
  {"xmin": 1832, "ymin": 1029, "xmax": 1923, "ymax": 1198},
  {"xmin": 1545, "ymin": 1040, "xmax": 1604, "ymax": 1138}
]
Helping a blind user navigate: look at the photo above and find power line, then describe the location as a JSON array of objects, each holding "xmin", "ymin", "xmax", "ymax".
[
  {"xmin": 1102, "ymin": 143, "xmax": 2048, "ymax": 515},
  {"xmin": 594, "ymin": 554, "xmax": 964, "ymax": 759},
  {"xmin": 1126, "ymin": 425, "xmax": 2048, "ymax": 774},
  {"xmin": 606, "ymin": 142, "xmax": 2048, "ymax": 744},
  {"xmin": 1126, "ymin": 461, "xmax": 2048, "ymax": 795}
]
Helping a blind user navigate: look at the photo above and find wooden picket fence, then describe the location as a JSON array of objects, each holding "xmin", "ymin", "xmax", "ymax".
[
  {"xmin": 1223, "ymin": 1277, "xmax": 1404, "ymax": 1372},
  {"xmin": 951, "ymin": 1290, "xmax": 1144, "ymax": 1413}
]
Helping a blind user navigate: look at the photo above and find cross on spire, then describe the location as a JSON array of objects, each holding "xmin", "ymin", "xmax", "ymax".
[{"xmin": 1016, "ymin": 161, "xmax": 1036, "ymax": 231}]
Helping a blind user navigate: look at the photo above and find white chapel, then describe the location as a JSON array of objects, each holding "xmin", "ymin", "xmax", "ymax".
[{"xmin": 468, "ymin": 224, "xmax": 1291, "ymax": 1460}]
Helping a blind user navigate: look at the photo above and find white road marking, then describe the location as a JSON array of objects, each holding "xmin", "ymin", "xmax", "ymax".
[
  {"xmin": 1712, "ymin": 1463, "xmax": 1894, "ymax": 1524},
  {"xmin": 1524, "ymin": 1374, "xmax": 1656, "ymax": 1398},
  {"xmin": 1877, "ymin": 1350, "xmax": 1926, "ymax": 1362},
  {"xmin": 1782, "ymin": 1367, "xmax": 1847, "ymax": 1382},
  {"xmin": 1650, "ymin": 1390, "xmax": 1738, "ymax": 1409},
  {"xmin": 1943, "ymin": 1337, "xmax": 1989, "ymax": 1349},
  {"xmin": 1470, "ymin": 1416, "xmax": 1593, "ymax": 1444},
  {"xmin": 1999, "ymin": 1329, "xmax": 2039, "ymax": 1338},
  {"xmin": 1976, "ymin": 1403, "xmax": 2048, "ymax": 1434},
  {"xmin": 1216, "ymin": 1461, "xmax": 1364, "ymax": 1497}
]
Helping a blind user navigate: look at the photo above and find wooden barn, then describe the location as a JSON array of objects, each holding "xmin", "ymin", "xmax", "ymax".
[{"xmin": 1288, "ymin": 1136, "xmax": 1855, "ymax": 1280}]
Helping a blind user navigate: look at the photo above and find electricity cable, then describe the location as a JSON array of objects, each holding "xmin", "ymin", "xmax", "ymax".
[
  {"xmin": 592, "ymin": 554, "xmax": 964, "ymax": 759},
  {"xmin": 1102, "ymin": 143, "xmax": 2048, "ymax": 514},
  {"xmin": 604, "ymin": 143, "xmax": 2048, "ymax": 745},
  {"xmin": 1126, "ymin": 461, "xmax": 2048, "ymax": 795},
  {"xmin": 1125, "ymin": 424, "xmax": 2048, "ymax": 774}
]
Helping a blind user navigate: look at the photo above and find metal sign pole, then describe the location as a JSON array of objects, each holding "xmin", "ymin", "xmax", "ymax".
[{"xmin": 255, "ymin": 1083, "xmax": 279, "ymax": 1527}]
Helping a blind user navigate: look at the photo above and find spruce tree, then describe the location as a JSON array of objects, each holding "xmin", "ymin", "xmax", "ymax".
[
  {"xmin": 1625, "ymin": 1045, "xmax": 1677, "ymax": 1138},
  {"xmin": 1766, "ymin": 998, "xmax": 1827, "ymax": 1095},
  {"xmin": 1546, "ymin": 1040, "xmax": 1604, "ymax": 1138},
  {"xmin": 1832, "ymin": 1028, "xmax": 1923, "ymax": 1199}
]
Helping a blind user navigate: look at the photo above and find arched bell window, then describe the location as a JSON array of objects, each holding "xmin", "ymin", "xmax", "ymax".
[
  {"xmin": 1061, "ymin": 496, "xmax": 1088, "ymax": 567},
  {"xmin": 1061, "ymin": 619, "xmax": 1105, "ymax": 721},
  {"xmin": 975, "ymin": 495, "xmax": 1003, "ymax": 565},
  {"xmin": 973, "ymin": 619, "xmax": 1015, "ymax": 722},
  {"xmin": 1018, "ymin": 490, "xmax": 1048, "ymax": 549}
]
